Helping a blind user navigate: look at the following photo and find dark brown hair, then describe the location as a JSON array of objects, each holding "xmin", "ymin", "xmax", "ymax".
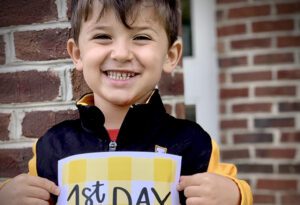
[{"xmin": 70, "ymin": 0, "xmax": 179, "ymax": 47}]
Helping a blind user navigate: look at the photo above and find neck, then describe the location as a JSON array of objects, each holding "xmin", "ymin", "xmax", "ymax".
[
  {"xmin": 102, "ymin": 104, "xmax": 129, "ymax": 129},
  {"xmin": 93, "ymin": 97, "xmax": 129, "ymax": 129},
  {"xmin": 92, "ymin": 90, "xmax": 156, "ymax": 129}
]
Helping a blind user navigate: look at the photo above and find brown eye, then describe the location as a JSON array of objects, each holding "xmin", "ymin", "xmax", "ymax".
[
  {"xmin": 134, "ymin": 35, "xmax": 151, "ymax": 41},
  {"xmin": 94, "ymin": 34, "xmax": 111, "ymax": 40}
]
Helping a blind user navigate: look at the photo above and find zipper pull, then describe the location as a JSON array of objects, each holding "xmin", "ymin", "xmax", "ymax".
[{"xmin": 109, "ymin": 141, "xmax": 117, "ymax": 151}]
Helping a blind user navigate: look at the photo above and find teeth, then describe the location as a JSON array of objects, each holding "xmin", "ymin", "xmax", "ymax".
[{"xmin": 106, "ymin": 71, "xmax": 135, "ymax": 80}]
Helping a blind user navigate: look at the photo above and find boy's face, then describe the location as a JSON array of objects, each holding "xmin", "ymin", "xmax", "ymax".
[{"xmin": 68, "ymin": 2, "xmax": 181, "ymax": 108}]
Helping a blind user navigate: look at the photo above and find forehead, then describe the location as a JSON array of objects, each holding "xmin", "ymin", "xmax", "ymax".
[{"xmin": 87, "ymin": 1, "xmax": 165, "ymax": 28}]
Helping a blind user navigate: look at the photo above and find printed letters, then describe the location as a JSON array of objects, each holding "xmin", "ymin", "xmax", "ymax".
[{"xmin": 67, "ymin": 181, "xmax": 171, "ymax": 205}]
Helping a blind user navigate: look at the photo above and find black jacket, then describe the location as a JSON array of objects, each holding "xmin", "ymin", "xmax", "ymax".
[{"xmin": 35, "ymin": 89, "xmax": 212, "ymax": 204}]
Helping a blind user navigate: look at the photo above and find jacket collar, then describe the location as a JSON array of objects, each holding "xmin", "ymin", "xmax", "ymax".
[{"xmin": 76, "ymin": 89, "xmax": 166, "ymax": 140}]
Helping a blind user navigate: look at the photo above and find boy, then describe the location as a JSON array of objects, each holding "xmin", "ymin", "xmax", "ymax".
[{"xmin": 0, "ymin": 0, "xmax": 252, "ymax": 204}]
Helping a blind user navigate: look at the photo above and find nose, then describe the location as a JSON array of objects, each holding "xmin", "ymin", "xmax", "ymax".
[{"xmin": 110, "ymin": 40, "xmax": 133, "ymax": 62}]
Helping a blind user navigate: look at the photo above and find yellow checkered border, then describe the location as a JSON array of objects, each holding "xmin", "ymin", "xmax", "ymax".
[{"xmin": 62, "ymin": 155, "xmax": 177, "ymax": 185}]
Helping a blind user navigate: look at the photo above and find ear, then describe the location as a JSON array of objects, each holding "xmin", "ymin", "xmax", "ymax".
[
  {"xmin": 163, "ymin": 39, "xmax": 183, "ymax": 73},
  {"xmin": 67, "ymin": 38, "xmax": 83, "ymax": 71}
]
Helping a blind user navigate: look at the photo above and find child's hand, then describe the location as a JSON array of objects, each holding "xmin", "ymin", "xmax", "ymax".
[
  {"xmin": 177, "ymin": 172, "xmax": 240, "ymax": 205},
  {"xmin": 0, "ymin": 173, "xmax": 60, "ymax": 205}
]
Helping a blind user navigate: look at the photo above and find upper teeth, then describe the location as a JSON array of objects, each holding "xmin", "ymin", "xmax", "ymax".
[{"xmin": 106, "ymin": 71, "xmax": 135, "ymax": 80}]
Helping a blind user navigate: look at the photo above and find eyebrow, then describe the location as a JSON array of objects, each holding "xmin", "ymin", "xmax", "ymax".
[
  {"xmin": 88, "ymin": 24, "xmax": 159, "ymax": 35},
  {"xmin": 87, "ymin": 25, "xmax": 111, "ymax": 32},
  {"xmin": 130, "ymin": 26, "xmax": 159, "ymax": 35}
]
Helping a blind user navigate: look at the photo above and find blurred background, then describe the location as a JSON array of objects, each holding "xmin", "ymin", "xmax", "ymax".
[{"xmin": 0, "ymin": 0, "xmax": 299, "ymax": 204}]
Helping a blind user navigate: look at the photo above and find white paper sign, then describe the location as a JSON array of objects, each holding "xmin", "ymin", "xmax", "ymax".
[{"xmin": 57, "ymin": 152, "xmax": 182, "ymax": 205}]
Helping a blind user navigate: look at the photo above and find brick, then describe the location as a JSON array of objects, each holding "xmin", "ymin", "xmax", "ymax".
[
  {"xmin": 220, "ymin": 103, "xmax": 226, "ymax": 114},
  {"xmin": 14, "ymin": 29, "xmax": 69, "ymax": 61},
  {"xmin": 252, "ymin": 19, "xmax": 294, "ymax": 32},
  {"xmin": 217, "ymin": 24, "xmax": 246, "ymax": 37},
  {"xmin": 221, "ymin": 133, "xmax": 227, "ymax": 144},
  {"xmin": 219, "ymin": 73, "xmax": 226, "ymax": 84},
  {"xmin": 159, "ymin": 72, "xmax": 184, "ymax": 96},
  {"xmin": 277, "ymin": 36, "xmax": 300, "ymax": 48},
  {"xmin": 175, "ymin": 103, "xmax": 186, "ymax": 119},
  {"xmin": 255, "ymin": 86, "xmax": 296, "ymax": 97},
  {"xmin": 277, "ymin": 2, "xmax": 300, "ymax": 14},
  {"xmin": 256, "ymin": 148, "xmax": 296, "ymax": 159},
  {"xmin": 22, "ymin": 110, "xmax": 79, "ymax": 138},
  {"xmin": 220, "ymin": 119, "xmax": 248, "ymax": 129},
  {"xmin": 164, "ymin": 104, "xmax": 172, "ymax": 115},
  {"xmin": 234, "ymin": 133, "xmax": 273, "ymax": 144},
  {"xmin": 279, "ymin": 164, "xmax": 300, "ymax": 174},
  {"xmin": 0, "ymin": 0, "xmax": 57, "ymax": 27},
  {"xmin": 253, "ymin": 194, "xmax": 275, "ymax": 204},
  {"xmin": 281, "ymin": 132, "xmax": 300, "ymax": 142},
  {"xmin": 257, "ymin": 179, "xmax": 297, "ymax": 190},
  {"xmin": 67, "ymin": 0, "xmax": 72, "ymax": 20},
  {"xmin": 237, "ymin": 163, "xmax": 273, "ymax": 173},
  {"xmin": 221, "ymin": 149, "xmax": 249, "ymax": 160},
  {"xmin": 231, "ymin": 38, "xmax": 271, "ymax": 50},
  {"xmin": 71, "ymin": 69, "xmax": 92, "ymax": 100},
  {"xmin": 278, "ymin": 69, "xmax": 300, "ymax": 80},
  {"xmin": 281, "ymin": 194, "xmax": 300, "ymax": 205},
  {"xmin": 0, "ymin": 113, "xmax": 10, "ymax": 141},
  {"xmin": 217, "ymin": 41, "xmax": 225, "ymax": 53},
  {"xmin": 254, "ymin": 53, "xmax": 294, "ymax": 65},
  {"xmin": 216, "ymin": 10, "xmax": 224, "ymax": 22},
  {"xmin": 232, "ymin": 71, "xmax": 272, "ymax": 82},
  {"xmin": 0, "ymin": 148, "xmax": 32, "ymax": 177},
  {"xmin": 0, "ymin": 71, "xmax": 60, "ymax": 103},
  {"xmin": 228, "ymin": 5, "xmax": 270, "ymax": 19},
  {"xmin": 255, "ymin": 117, "xmax": 295, "ymax": 128},
  {"xmin": 232, "ymin": 103, "xmax": 272, "ymax": 113},
  {"xmin": 220, "ymin": 88, "xmax": 248, "ymax": 99},
  {"xmin": 217, "ymin": 0, "xmax": 247, "ymax": 4},
  {"xmin": 0, "ymin": 36, "xmax": 5, "ymax": 64},
  {"xmin": 219, "ymin": 56, "xmax": 247, "ymax": 68},
  {"xmin": 279, "ymin": 102, "xmax": 300, "ymax": 112}
]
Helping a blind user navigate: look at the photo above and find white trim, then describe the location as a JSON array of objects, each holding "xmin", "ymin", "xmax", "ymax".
[{"xmin": 183, "ymin": 0, "xmax": 219, "ymax": 141}]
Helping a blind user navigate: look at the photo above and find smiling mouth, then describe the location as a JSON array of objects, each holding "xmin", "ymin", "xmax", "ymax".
[{"xmin": 104, "ymin": 71, "xmax": 137, "ymax": 81}]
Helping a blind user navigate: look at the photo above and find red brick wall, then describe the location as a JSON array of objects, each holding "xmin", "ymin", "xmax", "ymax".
[
  {"xmin": 0, "ymin": 0, "xmax": 184, "ymax": 180},
  {"xmin": 217, "ymin": 0, "xmax": 300, "ymax": 204}
]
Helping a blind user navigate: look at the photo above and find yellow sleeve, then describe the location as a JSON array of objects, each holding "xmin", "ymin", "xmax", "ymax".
[
  {"xmin": 28, "ymin": 141, "xmax": 38, "ymax": 176},
  {"xmin": 0, "ymin": 179, "xmax": 10, "ymax": 190},
  {"xmin": 208, "ymin": 139, "xmax": 253, "ymax": 205}
]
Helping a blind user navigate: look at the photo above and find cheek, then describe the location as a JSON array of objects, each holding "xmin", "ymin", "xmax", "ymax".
[
  {"xmin": 82, "ymin": 48, "xmax": 107, "ymax": 68},
  {"xmin": 136, "ymin": 48, "xmax": 167, "ymax": 68}
]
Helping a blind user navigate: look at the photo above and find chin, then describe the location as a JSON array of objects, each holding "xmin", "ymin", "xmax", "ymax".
[
  {"xmin": 103, "ymin": 90, "xmax": 145, "ymax": 106},
  {"xmin": 108, "ymin": 96, "xmax": 134, "ymax": 107}
]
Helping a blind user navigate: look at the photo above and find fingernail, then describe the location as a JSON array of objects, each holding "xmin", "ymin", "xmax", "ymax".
[
  {"xmin": 54, "ymin": 187, "xmax": 60, "ymax": 195},
  {"xmin": 176, "ymin": 184, "xmax": 181, "ymax": 191}
]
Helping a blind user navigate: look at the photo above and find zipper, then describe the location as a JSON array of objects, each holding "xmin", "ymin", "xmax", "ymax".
[{"xmin": 109, "ymin": 141, "xmax": 117, "ymax": 151}]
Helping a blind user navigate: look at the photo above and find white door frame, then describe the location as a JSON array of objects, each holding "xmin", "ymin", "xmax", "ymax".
[{"xmin": 183, "ymin": 0, "xmax": 219, "ymax": 141}]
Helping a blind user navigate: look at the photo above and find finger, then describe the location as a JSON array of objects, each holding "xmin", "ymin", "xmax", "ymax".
[
  {"xmin": 186, "ymin": 197, "xmax": 203, "ymax": 205},
  {"xmin": 183, "ymin": 186, "xmax": 202, "ymax": 198},
  {"xmin": 29, "ymin": 176, "xmax": 60, "ymax": 196},
  {"xmin": 177, "ymin": 174, "xmax": 203, "ymax": 191},
  {"xmin": 23, "ymin": 197, "xmax": 50, "ymax": 205},
  {"xmin": 27, "ymin": 185, "xmax": 51, "ymax": 201},
  {"xmin": 15, "ymin": 173, "xmax": 31, "ymax": 183}
]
